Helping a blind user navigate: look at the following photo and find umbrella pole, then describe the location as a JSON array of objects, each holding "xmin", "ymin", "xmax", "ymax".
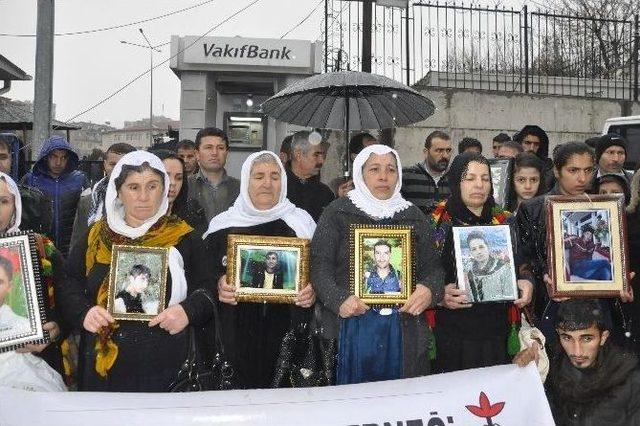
[{"xmin": 344, "ymin": 92, "xmax": 350, "ymax": 178}]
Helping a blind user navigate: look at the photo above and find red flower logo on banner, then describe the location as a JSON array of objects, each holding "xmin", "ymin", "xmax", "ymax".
[{"xmin": 465, "ymin": 391, "xmax": 505, "ymax": 425}]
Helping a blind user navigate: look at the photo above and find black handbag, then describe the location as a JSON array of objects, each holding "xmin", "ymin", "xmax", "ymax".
[
  {"xmin": 168, "ymin": 291, "xmax": 236, "ymax": 392},
  {"xmin": 270, "ymin": 307, "xmax": 337, "ymax": 388}
]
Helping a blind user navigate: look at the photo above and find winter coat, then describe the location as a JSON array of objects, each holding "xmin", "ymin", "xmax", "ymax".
[
  {"xmin": 21, "ymin": 136, "xmax": 89, "ymax": 254},
  {"xmin": 515, "ymin": 185, "xmax": 561, "ymax": 319},
  {"xmin": 514, "ymin": 125, "xmax": 555, "ymax": 192},
  {"xmin": 18, "ymin": 184, "xmax": 52, "ymax": 236},
  {"xmin": 57, "ymin": 226, "xmax": 215, "ymax": 391},
  {"xmin": 311, "ymin": 197, "xmax": 445, "ymax": 377},
  {"xmin": 546, "ymin": 342, "xmax": 640, "ymax": 426}
]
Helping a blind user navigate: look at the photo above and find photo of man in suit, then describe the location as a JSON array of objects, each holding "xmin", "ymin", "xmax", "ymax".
[{"xmin": 251, "ymin": 251, "xmax": 284, "ymax": 289}]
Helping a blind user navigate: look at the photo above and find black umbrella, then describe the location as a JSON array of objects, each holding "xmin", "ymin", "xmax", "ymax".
[{"xmin": 261, "ymin": 70, "xmax": 435, "ymax": 175}]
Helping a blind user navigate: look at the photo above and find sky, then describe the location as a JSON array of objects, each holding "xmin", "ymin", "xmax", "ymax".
[{"xmin": 0, "ymin": 0, "xmax": 324, "ymax": 128}]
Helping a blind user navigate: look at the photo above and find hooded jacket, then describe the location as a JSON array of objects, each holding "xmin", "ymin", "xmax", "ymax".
[
  {"xmin": 21, "ymin": 136, "xmax": 88, "ymax": 254},
  {"xmin": 514, "ymin": 125, "xmax": 555, "ymax": 191},
  {"xmin": 546, "ymin": 342, "xmax": 640, "ymax": 426}
]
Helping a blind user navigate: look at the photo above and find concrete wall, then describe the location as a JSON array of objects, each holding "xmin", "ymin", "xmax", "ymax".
[{"xmin": 318, "ymin": 88, "xmax": 640, "ymax": 189}]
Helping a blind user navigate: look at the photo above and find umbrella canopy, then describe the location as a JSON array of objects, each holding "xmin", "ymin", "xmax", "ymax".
[{"xmin": 261, "ymin": 71, "xmax": 435, "ymax": 130}]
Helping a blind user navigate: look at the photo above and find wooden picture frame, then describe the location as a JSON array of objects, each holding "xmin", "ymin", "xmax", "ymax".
[
  {"xmin": 226, "ymin": 234, "xmax": 310, "ymax": 303},
  {"xmin": 0, "ymin": 232, "xmax": 49, "ymax": 353},
  {"xmin": 350, "ymin": 224, "xmax": 414, "ymax": 306},
  {"xmin": 452, "ymin": 225, "xmax": 518, "ymax": 303},
  {"xmin": 488, "ymin": 158, "xmax": 514, "ymax": 209},
  {"xmin": 545, "ymin": 194, "xmax": 629, "ymax": 298},
  {"xmin": 107, "ymin": 245, "xmax": 169, "ymax": 322}
]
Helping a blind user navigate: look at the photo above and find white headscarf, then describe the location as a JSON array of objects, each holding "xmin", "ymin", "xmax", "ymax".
[
  {"xmin": 203, "ymin": 150, "xmax": 316, "ymax": 239},
  {"xmin": 105, "ymin": 151, "xmax": 186, "ymax": 307},
  {"xmin": 105, "ymin": 151, "xmax": 170, "ymax": 240},
  {"xmin": 0, "ymin": 172, "xmax": 21, "ymax": 233},
  {"xmin": 347, "ymin": 144, "xmax": 412, "ymax": 219}
]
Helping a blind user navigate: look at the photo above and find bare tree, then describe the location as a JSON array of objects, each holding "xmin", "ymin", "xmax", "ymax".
[{"xmin": 531, "ymin": 0, "xmax": 636, "ymax": 79}]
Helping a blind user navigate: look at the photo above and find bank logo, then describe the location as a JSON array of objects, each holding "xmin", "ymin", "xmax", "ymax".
[
  {"xmin": 203, "ymin": 43, "xmax": 293, "ymax": 60},
  {"xmin": 465, "ymin": 392, "xmax": 505, "ymax": 426}
]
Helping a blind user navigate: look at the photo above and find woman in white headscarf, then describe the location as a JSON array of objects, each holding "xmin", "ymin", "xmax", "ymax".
[
  {"xmin": 0, "ymin": 171, "xmax": 67, "ymax": 390},
  {"xmin": 204, "ymin": 150, "xmax": 316, "ymax": 389},
  {"xmin": 57, "ymin": 151, "xmax": 215, "ymax": 392},
  {"xmin": 311, "ymin": 144, "xmax": 444, "ymax": 385}
]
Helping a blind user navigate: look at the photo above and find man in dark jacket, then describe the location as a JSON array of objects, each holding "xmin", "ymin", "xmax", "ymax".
[
  {"xmin": 0, "ymin": 133, "xmax": 52, "ymax": 235},
  {"xmin": 401, "ymin": 130, "xmax": 452, "ymax": 215},
  {"xmin": 545, "ymin": 299, "xmax": 640, "ymax": 426},
  {"xmin": 69, "ymin": 142, "xmax": 136, "ymax": 252},
  {"xmin": 21, "ymin": 135, "xmax": 89, "ymax": 254},
  {"xmin": 250, "ymin": 251, "xmax": 284, "ymax": 289},
  {"xmin": 513, "ymin": 125, "xmax": 555, "ymax": 192},
  {"xmin": 589, "ymin": 134, "xmax": 633, "ymax": 191},
  {"xmin": 286, "ymin": 130, "xmax": 335, "ymax": 221}
]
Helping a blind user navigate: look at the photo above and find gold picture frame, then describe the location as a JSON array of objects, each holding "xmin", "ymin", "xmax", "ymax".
[
  {"xmin": 107, "ymin": 245, "xmax": 169, "ymax": 322},
  {"xmin": 226, "ymin": 234, "xmax": 310, "ymax": 304},
  {"xmin": 350, "ymin": 224, "xmax": 414, "ymax": 306},
  {"xmin": 546, "ymin": 194, "xmax": 629, "ymax": 298}
]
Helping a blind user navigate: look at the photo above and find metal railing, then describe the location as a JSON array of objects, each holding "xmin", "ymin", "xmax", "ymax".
[{"xmin": 324, "ymin": 1, "xmax": 640, "ymax": 100}]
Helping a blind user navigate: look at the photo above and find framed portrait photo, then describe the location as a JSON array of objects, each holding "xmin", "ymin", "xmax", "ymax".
[
  {"xmin": 488, "ymin": 158, "xmax": 513, "ymax": 209},
  {"xmin": 350, "ymin": 225, "xmax": 413, "ymax": 306},
  {"xmin": 0, "ymin": 232, "xmax": 49, "ymax": 353},
  {"xmin": 452, "ymin": 225, "xmax": 518, "ymax": 303},
  {"xmin": 226, "ymin": 234, "xmax": 310, "ymax": 303},
  {"xmin": 107, "ymin": 245, "xmax": 169, "ymax": 321},
  {"xmin": 546, "ymin": 194, "xmax": 629, "ymax": 298}
]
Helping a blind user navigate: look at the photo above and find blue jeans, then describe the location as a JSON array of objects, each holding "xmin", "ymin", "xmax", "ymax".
[{"xmin": 571, "ymin": 259, "xmax": 612, "ymax": 281}]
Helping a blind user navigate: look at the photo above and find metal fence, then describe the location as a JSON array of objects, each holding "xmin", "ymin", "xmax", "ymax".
[{"xmin": 324, "ymin": 1, "xmax": 640, "ymax": 100}]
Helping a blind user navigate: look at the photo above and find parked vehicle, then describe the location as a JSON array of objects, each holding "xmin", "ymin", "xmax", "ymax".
[{"xmin": 603, "ymin": 115, "xmax": 640, "ymax": 170}]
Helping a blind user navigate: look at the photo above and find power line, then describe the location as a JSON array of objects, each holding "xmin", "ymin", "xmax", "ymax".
[
  {"xmin": 0, "ymin": 0, "xmax": 218, "ymax": 38},
  {"xmin": 280, "ymin": 0, "xmax": 324, "ymax": 39},
  {"xmin": 63, "ymin": 0, "xmax": 263, "ymax": 123}
]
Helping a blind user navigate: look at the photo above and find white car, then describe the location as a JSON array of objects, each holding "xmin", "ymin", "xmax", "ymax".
[{"xmin": 602, "ymin": 115, "xmax": 640, "ymax": 170}]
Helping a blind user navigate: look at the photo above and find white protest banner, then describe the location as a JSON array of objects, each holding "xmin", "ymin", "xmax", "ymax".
[{"xmin": 0, "ymin": 364, "xmax": 554, "ymax": 426}]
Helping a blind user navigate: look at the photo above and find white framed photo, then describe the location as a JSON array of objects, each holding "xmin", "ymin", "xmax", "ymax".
[
  {"xmin": 0, "ymin": 232, "xmax": 49, "ymax": 352},
  {"xmin": 452, "ymin": 225, "xmax": 518, "ymax": 303}
]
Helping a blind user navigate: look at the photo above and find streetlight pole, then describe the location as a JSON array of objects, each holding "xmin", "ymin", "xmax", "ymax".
[
  {"xmin": 120, "ymin": 29, "xmax": 162, "ymax": 146},
  {"xmin": 139, "ymin": 28, "xmax": 154, "ymax": 146}
]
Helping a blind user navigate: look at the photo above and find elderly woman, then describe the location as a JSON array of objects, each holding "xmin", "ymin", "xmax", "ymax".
[
  {"xmin": 0, "ymin": 172, "xmax": 66, "ymax": 380},
  {"xmin": 433, "ymin": 152, "xmax": 533, "ymax": 373},
  {"xmin": 204, "ymin": 150, "xmax": 316, "ymax": 389},
  {"xmin": 312, "ymin": 145, "xmax": 444, "ymax": 385},
  {"xmin": 58, "ymin": 151, "xmax": 215, "ymax": 391}
]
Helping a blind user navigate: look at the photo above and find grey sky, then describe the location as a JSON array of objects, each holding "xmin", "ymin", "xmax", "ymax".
[{"xmin": 0, "ymin": 0, "xmax": 323, "ymax": 128}]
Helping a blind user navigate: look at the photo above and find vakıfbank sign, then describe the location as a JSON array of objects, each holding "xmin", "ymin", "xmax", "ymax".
[{"xmin": 182, "ymin": 36, "xmax": 312, "ymax": 68}]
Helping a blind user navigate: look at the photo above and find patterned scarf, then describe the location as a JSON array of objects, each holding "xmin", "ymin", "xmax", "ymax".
[{"xmin": 85, "ymin": 215, "xmax": 192, "ymax": 378}]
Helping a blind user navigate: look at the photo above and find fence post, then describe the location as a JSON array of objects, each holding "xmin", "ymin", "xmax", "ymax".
[
  {"xmin": 634, "ymin": 14, "xmax": 639, "ymax": 101},
  {"xmin": 324, "ymin": 0, "xmax": 329, "ymax": 73},
  {"xmin": 523, "ymin": 5, "xmax": 529, "ymax": 94},
  {"xmin": 406, "ymin": 4, "xmax": 411, "ymax": 85}
]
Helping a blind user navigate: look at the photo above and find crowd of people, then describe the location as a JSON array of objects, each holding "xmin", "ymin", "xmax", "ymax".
[{"xmin": 0, "ymin": 123, "xmax": 639, "ymax": 424}]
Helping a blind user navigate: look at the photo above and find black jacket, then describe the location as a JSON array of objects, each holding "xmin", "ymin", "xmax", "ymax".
[
  {"xmin": 250, "ymin": 263, "xmax": 284, "ymax": 289},
  {"xmin": 19, "ymin": 184, "xmax": 53, "ymax": 236},
  {"xmin": 515, "ymin": 186, "xmax": 561, "ymax": 318},
  {"xmin": 546, "ymin": 343, "xmax": 640, "ymax": 426},
  {"xmin": 57, "ymin": 226, "xmax": 215, "ymax": 391},
  {"xmin": 285, "ymin": 167, "xmax": 335, "ymax": 222}
]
